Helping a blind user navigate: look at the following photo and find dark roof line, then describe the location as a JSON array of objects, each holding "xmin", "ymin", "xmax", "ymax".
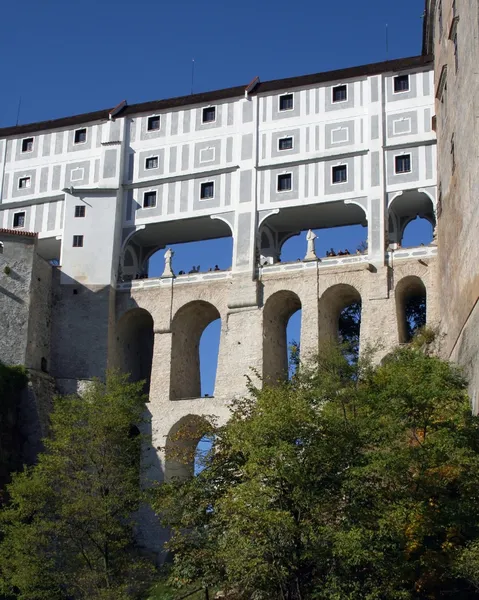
[
  {"xmin": 0, "ymin": 55, "xmax": 432, "ymax": 139},
  {"xmin": 0, "ymin": 228, "xmax": 37, "ymax": 238}
]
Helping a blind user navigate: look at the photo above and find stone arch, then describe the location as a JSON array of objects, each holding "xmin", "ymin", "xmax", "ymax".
[
  {"xmin": 318, "ymin": 283, "xmax": 362, "ymax": 344},
  {"xmin": 388, "ymin": 190, "xmax": 435, "ymax": 246},
  {"xmin": 395, "ymin": 275, "xmax": 427, "ymax": 343},
  {"xmin": 262, "ymin": 290, "xmax": 302, "ymax": 385},
  {"xmin": 170, "ymin": 300, "xmax": 221, "ymax": 400},
  {"xmin": 165, "ymin": 414, "xmax": 212, "ymax": 482},
  {"xmin": 116, "ymin": 308, "xmax": 154, "ymax": 392}
]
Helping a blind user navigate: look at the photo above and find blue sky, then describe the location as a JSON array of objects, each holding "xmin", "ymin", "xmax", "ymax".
[{"xmin": 0, "ymin": 0, "xmax": 429, "ymax": 396}]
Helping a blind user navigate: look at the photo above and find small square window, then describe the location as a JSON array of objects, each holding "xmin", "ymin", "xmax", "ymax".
[
  {"xmin": 143, "ymin": 191, "xmax": 157, "ymax": 208},
  {"xmin": 13, "ymin": 212, "xmax": 25, "ymax": 228},
  {"xmin": 74, "ymin": 205, "xmax": 86, "ymax": 218},
  {"xmin": 74, "ymin": 128, "xmax": 87, "ymax": 144},
  {"xmin": 278, "ymin": 137, "xmax": 293, "ymax": 151},
  {"xmin": 395, "ymin": 154, "xmax": 411, "ymax": 174},
  {"xmin": 73, "ymin": 235, "xmax": 84, "ymax": 248},
  {"xmin": 18, "ymin": 176, "xmax": 31, "ymax": 189},
  {"xmin": 145, "ymin": 156, "xmax": 159, "ymax": 170},
  {"xmin": 147, "ymin": 116, "xmax": 160, "ymax": 131},
  {"xmin": 21, "ymin": 137, "xmax": 34, "ymax": 153},
  {"xmin": 277, "ymin": 173, "xmax": 292, "ymax": 192},
  {"xmin": 332, "ymin": 85, "xmax": 347, "ymax": 103},
  {"xmin": 394, "ymin": 75, "xmax": 410, "ymax": 93},
  {"xmin": 332, "ymin": 165, "xmax": 348, "ymax": 184},
  {"xmin": 202, "ymin": 107, "xmax": 216, "ymax": 123},
  {"xmin": 279, "ymin": 94, "xmax": 294, "ymax": 111},
  {"xmin": 200, "ymin": 181, "xmax": 215, "ymax": 200}
]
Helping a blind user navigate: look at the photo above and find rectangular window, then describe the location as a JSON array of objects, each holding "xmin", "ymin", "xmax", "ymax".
[
  {"xmin": 277, "ymin": 173, "xmax": 292, "ymax": 192},
  {"xmin": 332, "ymin": 85, "xmax": 347, "ymax": 103},
  {"xmin": 278, "ymin": 137, "xmax": 293, "ymax": 151},
  {"xmin": 279, "ymin": 93, "xmax": 294, "ymax": 111},
  {"xmin": 143, "ymin": 191, "xmax": 157, "ymax": 208},
  {"xmin": 147, "ymin": 115, "xmax": 160, "ymax": 131},
  {"xmin": 200, "ymin": 181, "xmax": 215, "ymax": 199},
  {"xmin": 72, "ymin": 235, "xmax": 84, "ymax": 248},
  {"xmin": 332, "ymin": 165, "xmax": 348, "ymax": 184},
  {"xmin": 202, "ymin": 106, "xmax": 216, "ymax": 123},
  {"xmin": 21, "ymin": 137, "xmax": 34, "ymax": 153},
  {"xmin": 74, "ymin": 128, "xmax": 87, "ymax": 144},
  {"xmin": 394, "ymin": 74, "xmax": 410, "ymax": 93},
  {"xmin": 145, "ymin": 156, "xmax": 159, "ymax": 170},
  {"xmin": 13, "ymin": 212, "xmax": 25, "ymax": 228},
  {"xmin": 395, "ymin": 154, "xmax": 411, "ymax": 174},
  {"xmin": 74, "ymin": 205, "xmax": 86, "ymax": 218},
  {"xmin": 18, "ymin": 176, "xmax": 31, "ymax": 189}
]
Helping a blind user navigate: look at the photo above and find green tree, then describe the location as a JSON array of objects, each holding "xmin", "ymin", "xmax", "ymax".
[
  {"xmin": 153, "ymin": 341, "xmax": 479, "ymax": 599},
  {"xmin": 0, "ymin": 372, "xmax": 154, "ymax": 600},
  {"xmin": 0, "ymin": 363, "xmax": 28, "ymax": 505}
]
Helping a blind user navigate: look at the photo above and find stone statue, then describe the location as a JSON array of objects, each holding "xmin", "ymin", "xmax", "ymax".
[
  {"xmin": 304, "ymin": 229, "xmax": 318, "ymax": 261},
  {"xmin": 161, "ymin": 248, "xmax": 175, "ymax": 278}
]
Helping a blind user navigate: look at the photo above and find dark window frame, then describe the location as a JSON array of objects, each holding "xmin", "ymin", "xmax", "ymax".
[
  {"xmin": 74, "ymin": 128, "xmax": 87, "ymax": 144},
  {"xmin": 200, "ymin": 181, "xmax": 215, "ymax": 200},
  {"xmin": 332, "ymin": 165, "xmax": 348, "ymax": 184},
  {"xmin": 18, "ymin": 176, "xmax": 31, "ymax": 189},
  {"xmin": 143, "ymin": 191, "xmax": 157, "ymax": 208},
  {"xmin": 145, "ymin": 156, "xmax": 159, "ymax": 170},
  {"xmin": 72, "ymin": 235, "xmax": 84, "ymax": 248},
  {"xmin": 394, "ymin": 154, "xmax": 412, "ymax": 174},
  {"xmin": 13, "ymin": 212, "xmax": 25, "ymax": 228},
  {"xmin": 278, "ymin": 137, "xmax": 294, "ymax": 151},
  {"xmin": 394, "ymin": 74, "xmax": 410, "ymax": 93},
  {"xmin": 277, "ymin": 173, "xmax": 292, "ymax": 192},
  {"xmin": 332, "ymin": 85, "xmax": 348, "ymax": 103},
  {"xmin": 147, "ymin": 115, "xmax": 160, "ymax": 131},
  {"xmin": 74, "ymin": 205, "xmax": 86, "ymax": 218},
  {"xmin": 21, "ymin": 137, "xmax": 34, "ymax": 153},
  {"xmin": 202, "ymin": 106, "xmax": 216, "ymax": 123},
  {"xmin": 279, "ymin": 93, "xmax": 294, "ymax": 111}
]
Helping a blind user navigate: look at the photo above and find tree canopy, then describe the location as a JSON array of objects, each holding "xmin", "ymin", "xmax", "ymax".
[
  {"xmin": 154, "ymin": 340, "xmax": 479, "ymax": 599},
  {"xmin": 0, "ymin": 372, "xmax": 154, "ymax": 600}
]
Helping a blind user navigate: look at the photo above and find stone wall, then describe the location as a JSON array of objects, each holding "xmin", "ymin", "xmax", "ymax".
[
  {"xmin": 430, "ymin": 0, "xmax": 479, "ymax": 401},
  {"xmin": 0, "ymin": 233, "xmax": 36, "ymax": 366}
]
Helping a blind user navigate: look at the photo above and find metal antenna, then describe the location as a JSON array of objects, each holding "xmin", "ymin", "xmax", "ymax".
[
  {"xmin": 386, "ymin": 24, "xmax": 389, "ymax": 60},
  {"xmin": 191, "ymin": 59, "xmax": 195, "ymax": 95},
  {"xmin": 15, "ymin": 97, "xmax": 22, "ymax": 126}
]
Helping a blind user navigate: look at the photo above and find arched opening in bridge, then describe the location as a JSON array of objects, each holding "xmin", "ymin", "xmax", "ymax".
[
  {"xmin": 116, "ymin": 308, "xmax": 154, "ymax": 393},
  {"xmin": 165, "ymin": 415, "xmax": 213, "ymax": 482},
  {"xmin": 318, "ymin": 284, "xmax": 362, "ymax": 360},
  {"xmin": 120, "ymin": 215, "xmax": 233, "ymax": 281},
  {"xmin": 263, "ymin": 291, "xmax": 302, "ymax": 385},
  {"xmin": 388, "ymin": 190, "xmax": 435, "ymax": 249},
  {"xmin": 170, "ymin": 300, "xmax": 221, "ymax": 400},
  {"xmin": 259, "ymin": 201, "xmax": 368, "ymax": 266},
  {"xmin": 395, "ymin": 276, "xmax": 427, "ymax": 343}
]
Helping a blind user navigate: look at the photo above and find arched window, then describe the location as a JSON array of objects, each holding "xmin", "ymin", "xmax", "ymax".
[
  {"xmin": 263, "ymin": 291, "xmax": 302, "ymax": 385},
  {"xmin": 318, "ymin": 284, "xmax": 362, "ymax": 359},
  {"xmin": 401, "ymin": 216, "xmax": 434, "ymax": 247},
  {"xmin": 396, "ymin": 276, "xmax": 427, "ymax": 342},
  {"xmin": 116, "ymin": 308, "xmax": 154, "ymax": 393},
  {"xmin": 170, "ymin": 301, "xmax": 221, "ymax": 400},
  {"xmin": 165, "ymin": 415, "xmax": 213, "ymax": 482}
]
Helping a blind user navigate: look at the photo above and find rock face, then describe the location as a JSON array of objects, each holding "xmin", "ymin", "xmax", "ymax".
[
  {"xmin": 424, "ymin": 0, "xmax": 479, "ymax": 409},
  {"xmin": 0, "ymin": 231, "xmax": 55, "ymax": 490}
]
